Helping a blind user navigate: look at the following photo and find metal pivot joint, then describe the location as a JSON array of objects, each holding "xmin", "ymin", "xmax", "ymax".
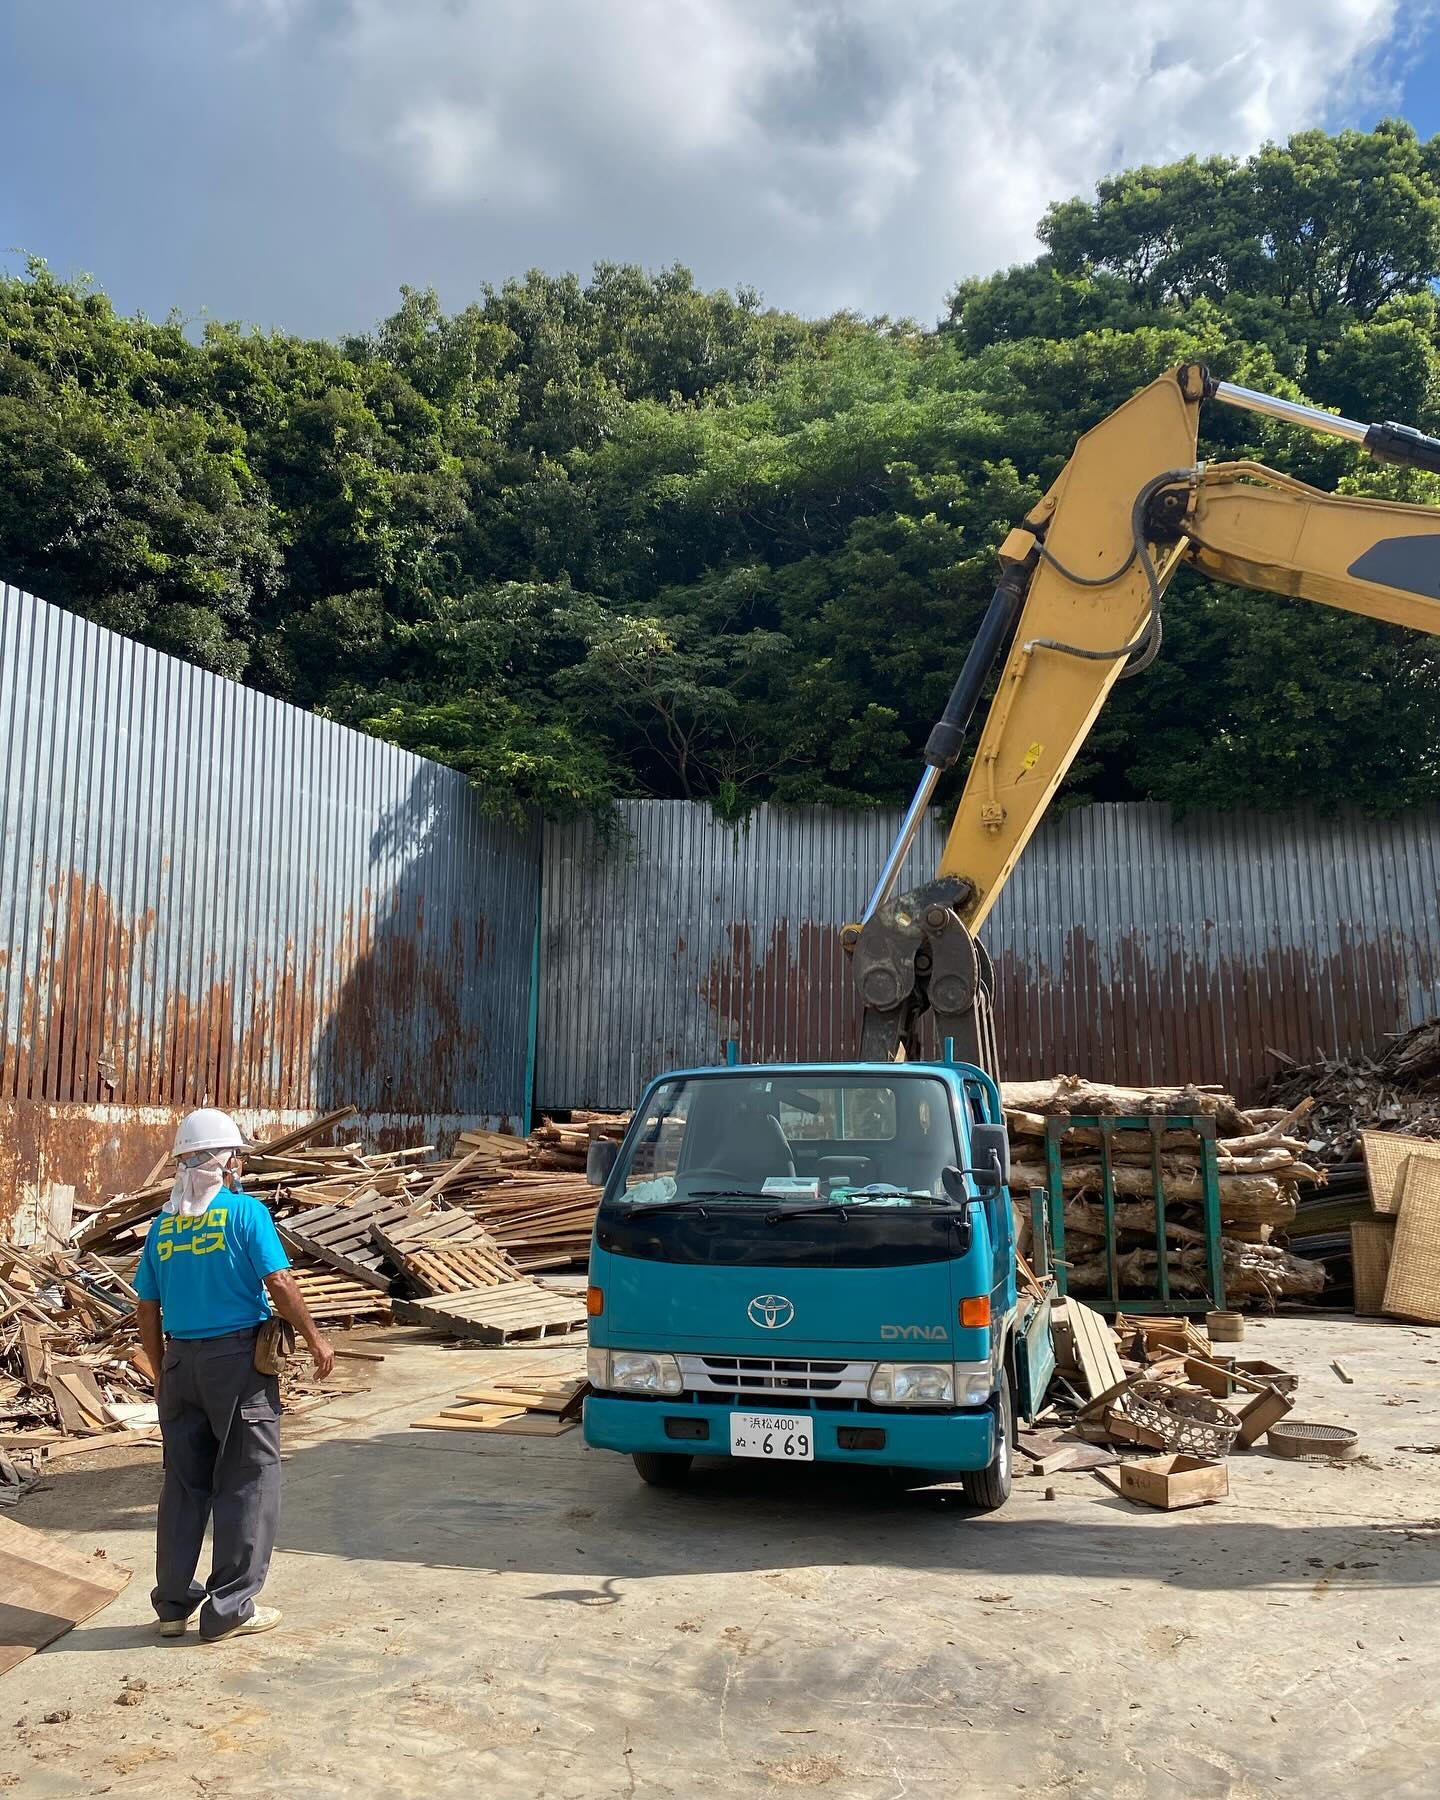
[{"xmin": 851, "ymin": 875, "xmax": 998, "ymax": 1078}]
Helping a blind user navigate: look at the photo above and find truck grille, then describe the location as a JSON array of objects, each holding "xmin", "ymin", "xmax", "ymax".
[{"xmin": 676, "ymin": 1354, "xmax": 874, "ymax": 1401}]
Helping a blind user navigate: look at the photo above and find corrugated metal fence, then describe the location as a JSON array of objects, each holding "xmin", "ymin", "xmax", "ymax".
[
  {"xmin": 8, "ymin": 572, "xmax": 1440, "ymax": 1226},
  {"xmin": 537, "ymin": 800, "xmax": 1440, "ymax": 1108},
  {"xmin": 1, "ymin": 583, "xmax": 538, "ymax": 1234}
]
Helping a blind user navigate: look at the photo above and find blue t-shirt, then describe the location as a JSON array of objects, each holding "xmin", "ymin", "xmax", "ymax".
[{"xmin": 134, "ymin": 1188, "xmax": 290, "ymax": 1339}]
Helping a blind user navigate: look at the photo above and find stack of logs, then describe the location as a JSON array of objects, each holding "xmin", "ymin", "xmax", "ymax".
[{"xmin": 1002, "ymin": 1077, "xmax": 1326, "ymax": 1304}]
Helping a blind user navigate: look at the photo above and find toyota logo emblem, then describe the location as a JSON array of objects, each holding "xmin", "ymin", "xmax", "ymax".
[{"xmin": 748, "ymin": 1293, "xmax": 795, "ymax": 1330}]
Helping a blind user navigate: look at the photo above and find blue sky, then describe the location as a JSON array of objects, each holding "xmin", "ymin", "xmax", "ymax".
[{"xmin": 3, "ymin": 1, "xmax": 1439, "ymax": 339}]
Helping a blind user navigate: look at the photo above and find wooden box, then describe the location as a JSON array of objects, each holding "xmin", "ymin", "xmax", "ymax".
[{"xmin": 1118, "ymin": 1454, "xmax": 1228, "ymax": 1510}]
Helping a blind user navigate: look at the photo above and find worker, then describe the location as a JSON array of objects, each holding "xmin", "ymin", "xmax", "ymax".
[{"xmin": 133, "ymin": 1108, "xmax": 335, "ymax": 1642}]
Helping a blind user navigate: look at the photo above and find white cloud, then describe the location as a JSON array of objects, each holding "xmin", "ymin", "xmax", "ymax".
[
  {"xmin": 90, "ymin": 0, "xmax": 1427, "ymax": 327},
  {"xmin": 269, "ymin": 0, "xmax": 1409, "ymax": 316}
]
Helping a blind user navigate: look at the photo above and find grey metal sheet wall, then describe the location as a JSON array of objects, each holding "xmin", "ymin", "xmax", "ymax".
[
  {"xmin": 1, "ymin": 583, "xmax": 538, "ymax": 1222},
  {"xmin": 537, "ymin": 799, "xmax": 1440, "ymax": 1108}
]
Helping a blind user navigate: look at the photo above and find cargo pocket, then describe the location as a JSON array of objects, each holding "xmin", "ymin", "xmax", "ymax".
[{"xmin": 156, "ymin": 1350, "xmax": 184, "ymax": 1423}]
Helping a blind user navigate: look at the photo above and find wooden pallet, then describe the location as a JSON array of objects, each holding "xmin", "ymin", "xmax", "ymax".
[
  {"xmin": 289, "ymin": 1260, "xmax": 393, "ymax": 1323},
  {"xmin": 391, "ymin": 1280, "xmax": 589, "ymax": 1344},
  {"xmin": 371, "ymin": 1211, "xmax": 522, "ymax": 1296},
  {"xmin": 278, "ymin": 1192, "xmax": 414, "ymax": 1289}
]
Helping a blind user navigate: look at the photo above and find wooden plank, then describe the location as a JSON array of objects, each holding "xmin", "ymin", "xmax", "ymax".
[
  {"xmin": 1052, "ymin": 1299, "xmax": 1126, "ymax": 1401},
  {"xmin": 0, "ymin": 1516, "xmax": 132, "ymax": 1676},
  {"xmin": 18, "ymin": 1323, "xmax": 51, "ymax": 1387},
  {"xmin": 249, "ymin": 1106, "xmax": 359, "ymax": 1160},
  {"xmin": 466, "ymin": 1413, "xmax": 578, "ymax": 1437}
]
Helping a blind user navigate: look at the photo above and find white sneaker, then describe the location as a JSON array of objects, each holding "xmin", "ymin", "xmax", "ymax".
[
  {"xmin": 206, "ymin": 1604, "xmax": 282, "ymax": 1642},
  {"xmin": 157, "ymin": 1618, "xmax": 188, "ymax": 1638}
]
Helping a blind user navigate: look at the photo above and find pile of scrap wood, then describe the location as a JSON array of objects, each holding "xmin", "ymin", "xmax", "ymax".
[
  {"xmin": 1256, "ymin": 1018, "xmax": 1440, "ymax": 1166},
  {"xmin": 403, "ymin": 1113, "xmax": 628, "ymax": 1270},
  {"xmin": 411, "ymin": 1359, "xmax": 588, "ymax": 1436},
  {"xmin": 67, "ymin": 1107, "xmax": 594, "ymax": 1351},
  {"xmin": 1350, "ymin": 1130, "xmax": 1440, "ymax": 1324},
  {"xmin": 1018, "ymin": 1295, "xmax": 1308, "ymax": 1507},
  {"xmin": 1001, "ymin": 1078, "xmax": 1326, "ymax": 1305},
  {"xmin": 0, "ymin": 1241, "xmax": 159, "ymax": 1476}
]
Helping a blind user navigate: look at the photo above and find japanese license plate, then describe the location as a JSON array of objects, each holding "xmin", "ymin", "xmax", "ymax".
[{"xmin": 729, "ymin": 1410, "xmax": 814, "ymax": 1461}]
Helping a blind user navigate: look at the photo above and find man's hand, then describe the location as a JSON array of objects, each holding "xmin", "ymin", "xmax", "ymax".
[{"xmin": 264, "ymin": 1270, "xmax": 335, "ymax": 1382}]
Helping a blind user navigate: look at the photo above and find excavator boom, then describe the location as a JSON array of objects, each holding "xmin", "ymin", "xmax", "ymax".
[{"xmin": 849, "ymin": 364, "xmax": 1440, "ymax": 1070}]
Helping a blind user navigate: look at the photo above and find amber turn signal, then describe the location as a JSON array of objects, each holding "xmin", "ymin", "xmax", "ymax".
[
  {"xmin": 586, "ymin": 1285, "xmax": 605, "ymax": 1317},
  {"xmin": 959, "ymin": 1296, "xmax": 991, "ymax": 1328}
]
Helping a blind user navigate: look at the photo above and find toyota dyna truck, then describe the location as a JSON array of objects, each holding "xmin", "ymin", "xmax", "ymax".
[
  {"xmin": 583, "ymin": 1057, "xmax": 1048, "ymax": 1507},
  {"xmin": 582, "ymin": 365, "xmax": 1440, "ymax": 1505}
]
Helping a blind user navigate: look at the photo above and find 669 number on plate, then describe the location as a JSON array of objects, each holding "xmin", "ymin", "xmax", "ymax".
[{"xmin": 729, "ymin": 1410, "xmax": 814, "ymax": 1461}]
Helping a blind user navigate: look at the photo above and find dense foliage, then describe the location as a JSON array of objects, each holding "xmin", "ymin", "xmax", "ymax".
[{"xmin": 4, "ymin": 121, "xmax": 1440, "ymax": 821}]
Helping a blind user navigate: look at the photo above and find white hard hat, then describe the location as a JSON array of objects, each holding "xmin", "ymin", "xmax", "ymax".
[{"xmin": 172, "ymin": 1108, "xmax": 248, "ymax": 1159}]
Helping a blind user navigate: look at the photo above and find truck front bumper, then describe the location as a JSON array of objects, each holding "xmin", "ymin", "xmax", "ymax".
[{"xmin": 583, "ymin": 1394, "xmax": 995, "ymax": 1472}]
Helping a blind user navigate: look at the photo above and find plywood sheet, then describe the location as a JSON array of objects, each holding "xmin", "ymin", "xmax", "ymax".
[{"xmin": 0, "ymin": 1517, "xmax": 131, "ymax": 1676}]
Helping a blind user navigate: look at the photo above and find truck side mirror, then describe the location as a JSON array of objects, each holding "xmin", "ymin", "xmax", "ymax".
[
  {"xmin": 586, "ymin": 1139, "xmax": 619, "ymax": 1187},
  {"xmin": 969, "ymin": 1122, "xmax": 1010, "ymax": 1191}
]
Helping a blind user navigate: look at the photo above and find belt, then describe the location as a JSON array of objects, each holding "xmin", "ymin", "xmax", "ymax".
[{"xmin": 162, "ymin": 1324, "xmax": 264, "ymax": 1345}]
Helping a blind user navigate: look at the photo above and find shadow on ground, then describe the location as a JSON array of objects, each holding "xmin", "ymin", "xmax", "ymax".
[{"xmin": 22, "ymin": 1425, "xmax": 1440, "ymax": 1605}]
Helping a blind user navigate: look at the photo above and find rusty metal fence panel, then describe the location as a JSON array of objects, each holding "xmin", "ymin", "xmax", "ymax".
[
  {"xmin": 537, "ymin": 799, "xmax": 1440, "ymax": 1109},
  {"xmin": 1, "ymin": 583, "xmax": 539, "ymax": 1225}
]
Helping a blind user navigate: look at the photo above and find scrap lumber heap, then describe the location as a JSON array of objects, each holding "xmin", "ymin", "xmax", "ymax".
[
  {"xmin": 0, "ymin": 1106, "xmax": 625, "ymax": 1482},
  {"xmin": 0, "ymin": 1242, "xmax": 160, "ymax": 1497},
  {"xmin": 1001, "ymin": 1076, "xmax": 1327, "ymax": 1306},
  {"xmin": 1022, "ymin": 1294, "xmax": 1315, "ymax": 1507},
  {"xmin": 1251, "ymin": 1017, "xmax": 1440, "ymax": 1303}
]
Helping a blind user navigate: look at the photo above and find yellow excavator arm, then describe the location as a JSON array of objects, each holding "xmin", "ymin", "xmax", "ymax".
[{"xmin": 849, "ymin": 363, "xmax": 1440, "ymax": 1069}]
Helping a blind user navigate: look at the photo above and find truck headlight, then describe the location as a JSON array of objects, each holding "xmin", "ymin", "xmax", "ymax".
[
  {"xmin": 587, "ymin": 1349, "xmax": 683, "ymax": 1396},
  {"xmin": 868, "ymin": 1362, "xmax": 955, "ymax": 1406}
]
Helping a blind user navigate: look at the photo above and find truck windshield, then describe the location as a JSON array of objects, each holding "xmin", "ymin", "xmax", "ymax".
[{"xmin": 612, "ymin": 1075, "xmax": 961, "ymax": 1210}]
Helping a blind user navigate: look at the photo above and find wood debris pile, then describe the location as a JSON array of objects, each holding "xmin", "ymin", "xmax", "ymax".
[
  {"xmin": 0, "ymin": 1241, "xmax": 159, "ymax": 1483},
  {"xmin": 1255, "ymin": 1018, "xmax": 1440, "ymax": 1166},
  {"xmin": 1020, "ymin": 1294, "xmax": 1309, "ymax": 1506},
  {"xmin": 1001, "ymin": 1077, "xmax": 1327, "ymax": 1305}
]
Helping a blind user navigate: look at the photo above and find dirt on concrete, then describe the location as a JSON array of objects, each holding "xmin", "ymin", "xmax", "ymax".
[{"xmin": 1, "ymin": 1316, "xmax": 1437, "ymax": 1799}]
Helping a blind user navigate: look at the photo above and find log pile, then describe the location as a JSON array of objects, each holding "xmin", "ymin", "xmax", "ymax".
[{"xmin": 1001, "ymin": 1076, "xmax": 1327, "ymax": 1306}]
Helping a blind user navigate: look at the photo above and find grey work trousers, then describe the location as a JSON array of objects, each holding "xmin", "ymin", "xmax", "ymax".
[{"xmin": 152, "ymin": 1326, "xmax": 282, "ymax": 1639}]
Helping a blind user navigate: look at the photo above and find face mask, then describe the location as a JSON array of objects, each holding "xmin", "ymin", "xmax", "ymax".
[{"xmin": 163, "ymin": 1151, "xmax": 231, "ymax": 1219}]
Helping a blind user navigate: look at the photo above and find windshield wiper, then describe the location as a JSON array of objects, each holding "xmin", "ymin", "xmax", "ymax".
[
  {"xmin": 619, "ymin": 1198, "xmax": 710, "ymax": 1217},
  {"xmin": 764, "ymin": 1204, "xmax": 850, "ymax": 1224},
  {"xmin": 689, "ymin": 1189, "xmax": 774, "ymax": 1201}
]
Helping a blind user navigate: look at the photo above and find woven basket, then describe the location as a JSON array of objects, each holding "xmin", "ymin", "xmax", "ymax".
[
  {"xmin": 1267, "ymin": 1420, "xmax": 1357, "ymax": 1460},
  {"xmin": 1115, "ymin": 1380, "xmax": 1240, "ymax": 1457},
  {"xmin": 1383, "ymin": 1159, "xmax": 1440, "ymax": 1324}
]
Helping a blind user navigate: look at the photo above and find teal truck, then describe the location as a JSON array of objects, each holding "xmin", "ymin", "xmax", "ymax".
[{"xmin": 582, "ymin": 1057, "xmax": 1055, "ymax": 1509}]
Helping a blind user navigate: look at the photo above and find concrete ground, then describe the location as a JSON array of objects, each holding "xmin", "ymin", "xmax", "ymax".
[{"xmin": 1, "ymin": 1316, "xmax": 1438, "ymax": 1799}]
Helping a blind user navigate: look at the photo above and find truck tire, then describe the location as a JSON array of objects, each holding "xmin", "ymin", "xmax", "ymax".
[
  {"xmin": 961, "ymin": 1369, "xmax": 1013, "ymax": 1512},
  {"xmin": 632, "ymin": 1451, "xmax": 694, "ymax": 1488}
]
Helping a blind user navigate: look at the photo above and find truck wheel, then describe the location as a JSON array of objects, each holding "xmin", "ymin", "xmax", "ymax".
[
  {"xmin": 632, "ymin": 1451, "xmax": 693, "ymax": 1488},
  {"xmin": 961, "ymin": 1369, "xmax": 1013, "ymax": 1512}
]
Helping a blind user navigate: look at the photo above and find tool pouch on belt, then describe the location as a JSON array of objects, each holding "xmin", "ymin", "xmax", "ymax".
[{"xmin": 254, "ymin": 1316, "xmax": 296, "ymax": 1375}]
